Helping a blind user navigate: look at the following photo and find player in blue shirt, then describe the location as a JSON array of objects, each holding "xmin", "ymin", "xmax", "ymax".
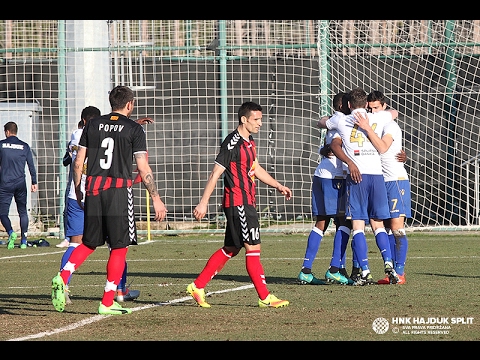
[{"xmin": 0, "ymin": 122, "xmax": 38, "ymax": 249}]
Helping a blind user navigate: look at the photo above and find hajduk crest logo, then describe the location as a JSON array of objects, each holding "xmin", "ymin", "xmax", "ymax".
[{"xmin": 372, "ymin": 317, "xmax": 474, "ymax": 335}]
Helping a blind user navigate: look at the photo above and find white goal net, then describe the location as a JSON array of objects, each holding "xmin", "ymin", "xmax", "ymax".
[{"xmin": 1, "ymin": 20, "xmax": 479, "ymax": 236}]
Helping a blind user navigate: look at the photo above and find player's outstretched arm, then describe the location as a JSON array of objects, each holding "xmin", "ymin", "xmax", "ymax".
[
  {"xmin": 193, "ymin": 163, "xmax": 225, "ymax": 221},
  {"xmin": 73, "ymin": 146, "xmax": 87, "ymax": 209},
  {"xmin": 135, "ymin": 117, "xmax": 154, "ymax": 125},
  {"xmin": 330, "ymin": 137, "xmax": 361, "ymax": 184},
  {"xmin": 135, "ymin": 152, "xmax": 167, "ymax": 222},
  {"xmin": 317, "ymin": 115, "xmax": 329, "ymax": 129},
  {"xmin": 254, "ymin": 162, "xmax": 292, "ymax": 200},
  {"xmin": 353, "ymin": 112, "xmax": 392, "ymax": 154}
]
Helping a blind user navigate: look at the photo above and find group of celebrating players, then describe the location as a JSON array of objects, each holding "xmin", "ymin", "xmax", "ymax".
[{"xmin": 298, "ymin": 88, "xmax": 410, "ymax": 287}]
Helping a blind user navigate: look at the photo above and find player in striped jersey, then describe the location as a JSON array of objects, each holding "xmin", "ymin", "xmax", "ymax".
[
  {"xmin": 187, "ymin": 101, "xmax": 292, "ymax": 308},
  {"xmin": 51, "ymin": 86, "xmax": 167, "ymax": 315},
  {"xmin": 57, "ymin": 106, "xmax": 150, "ymax": 305}
]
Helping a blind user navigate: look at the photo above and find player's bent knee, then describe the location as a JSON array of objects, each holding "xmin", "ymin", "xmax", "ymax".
[{"xmin": 392, "ymin": 228, "xmax": 406, "ymax": 237}]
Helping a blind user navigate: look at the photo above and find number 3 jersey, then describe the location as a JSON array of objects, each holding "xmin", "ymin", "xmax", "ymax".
[{"xmin": 79, "ymin": 112, "xmax": 147, "ymax": 196}]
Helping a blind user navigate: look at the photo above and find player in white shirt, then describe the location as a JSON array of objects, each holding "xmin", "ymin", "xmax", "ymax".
[
  {"xmin": 57, "ymin": 120, "xmax": 84, "ymax": 248},
  {"xmin": 354, "ymin": 90, "xmax": 410, "ymax": 284},
  {"xmin": 318, "ymin": 87, "xmax": 398, "ymax": 285},
  {"xmin": 298, "ymin": 93, "xmax": 353, "ymax": 285}
]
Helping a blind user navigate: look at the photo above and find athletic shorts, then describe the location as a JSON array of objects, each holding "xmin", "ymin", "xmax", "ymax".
[
  {"xmin": 65, "ymin": 197, "xmax": 84, "ymax": 237},
  {"xmin": 83, "ymin": 187, "xmax": 137, "ymax": 249},
  {"xmin": 311, "ymin": 176, "xmax": 346, "ymax": 217},
  {"xmin": 224, "ymin": 204, "xmax": 261, "ymax": 248},
  {"xmin": 385, "ymin": 179, "xmax": 412, "ymax": 219},
  {"xmin": 345, "ymin": 174, "xmax": 390, "ymax": 221}
]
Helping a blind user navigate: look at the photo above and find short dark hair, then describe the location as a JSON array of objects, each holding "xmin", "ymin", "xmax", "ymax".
[
  {"xmin": 109, "ymin": 85, "xmax": 134, "ymax": 111},
  {"xmin": 367, "ymin": 90, "xmax": 386, "ymax": 105},
  {"xmin": 333, "ymin": 92, "xmax": 350, "ymax": 115},
  {"xmin": 4, "ymin": 121, "xmax": 17, "ymax": 134},
  {"xmin": 81, "ymin": 106, "xmax": 101, "ymax": 124},
  {"xmin": 348, "ymin": 87, "xmax": 367, "ymax": 110},
  {"xmin": 238, "ymin": 101, "xmax": 262, "ymax": 124}
]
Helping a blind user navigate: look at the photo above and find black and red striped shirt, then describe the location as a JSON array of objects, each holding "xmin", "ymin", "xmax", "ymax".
[
  {"xmin": 85, "ymin": 176, "xmax": 133, "ymax": 196},
  {"xmin": 79, "ymin": 112, "xmax": 146, "ymax": 196},
  {"xmin": 214, "ymin": 129, "xmax": 257, "ymax": 208}
]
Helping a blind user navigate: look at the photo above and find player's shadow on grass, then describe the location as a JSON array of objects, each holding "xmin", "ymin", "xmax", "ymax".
[
  {"xmin": 73, "ymin": 271, "xmax": 297, "ymax": 285},
  {"xmin": 0, "ymin": 294, "xmax": 96, "ymax": 316},
  {"xmin": 418, "ymin": 272, "xmax": 480, "ymax": 279}
]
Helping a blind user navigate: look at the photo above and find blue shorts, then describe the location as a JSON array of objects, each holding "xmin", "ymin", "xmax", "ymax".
[
  {"xmin": 65, "ymin": 197, "xmax": 84, "ymax": 237},
  {"xmin": 385, "ymin": 179, "xmax": 412, "ymax": 219},
  {"xmin": 311, "ymin": 176, "xmax": 346, "ymax": 217},
  {"xmin": 345, "ymin": 174, "xmax": 390, "ymax": 221}
]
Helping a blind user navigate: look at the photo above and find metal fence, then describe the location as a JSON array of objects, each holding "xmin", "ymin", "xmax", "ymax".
[{"xmin": 1, "ymin": 20, "xmax": 480, "ymax": 237}]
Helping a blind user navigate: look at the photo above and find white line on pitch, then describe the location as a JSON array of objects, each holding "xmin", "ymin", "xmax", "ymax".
[{"xmin": 6, "ymin": 284, "xmax": 254, "ymax": 341}]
